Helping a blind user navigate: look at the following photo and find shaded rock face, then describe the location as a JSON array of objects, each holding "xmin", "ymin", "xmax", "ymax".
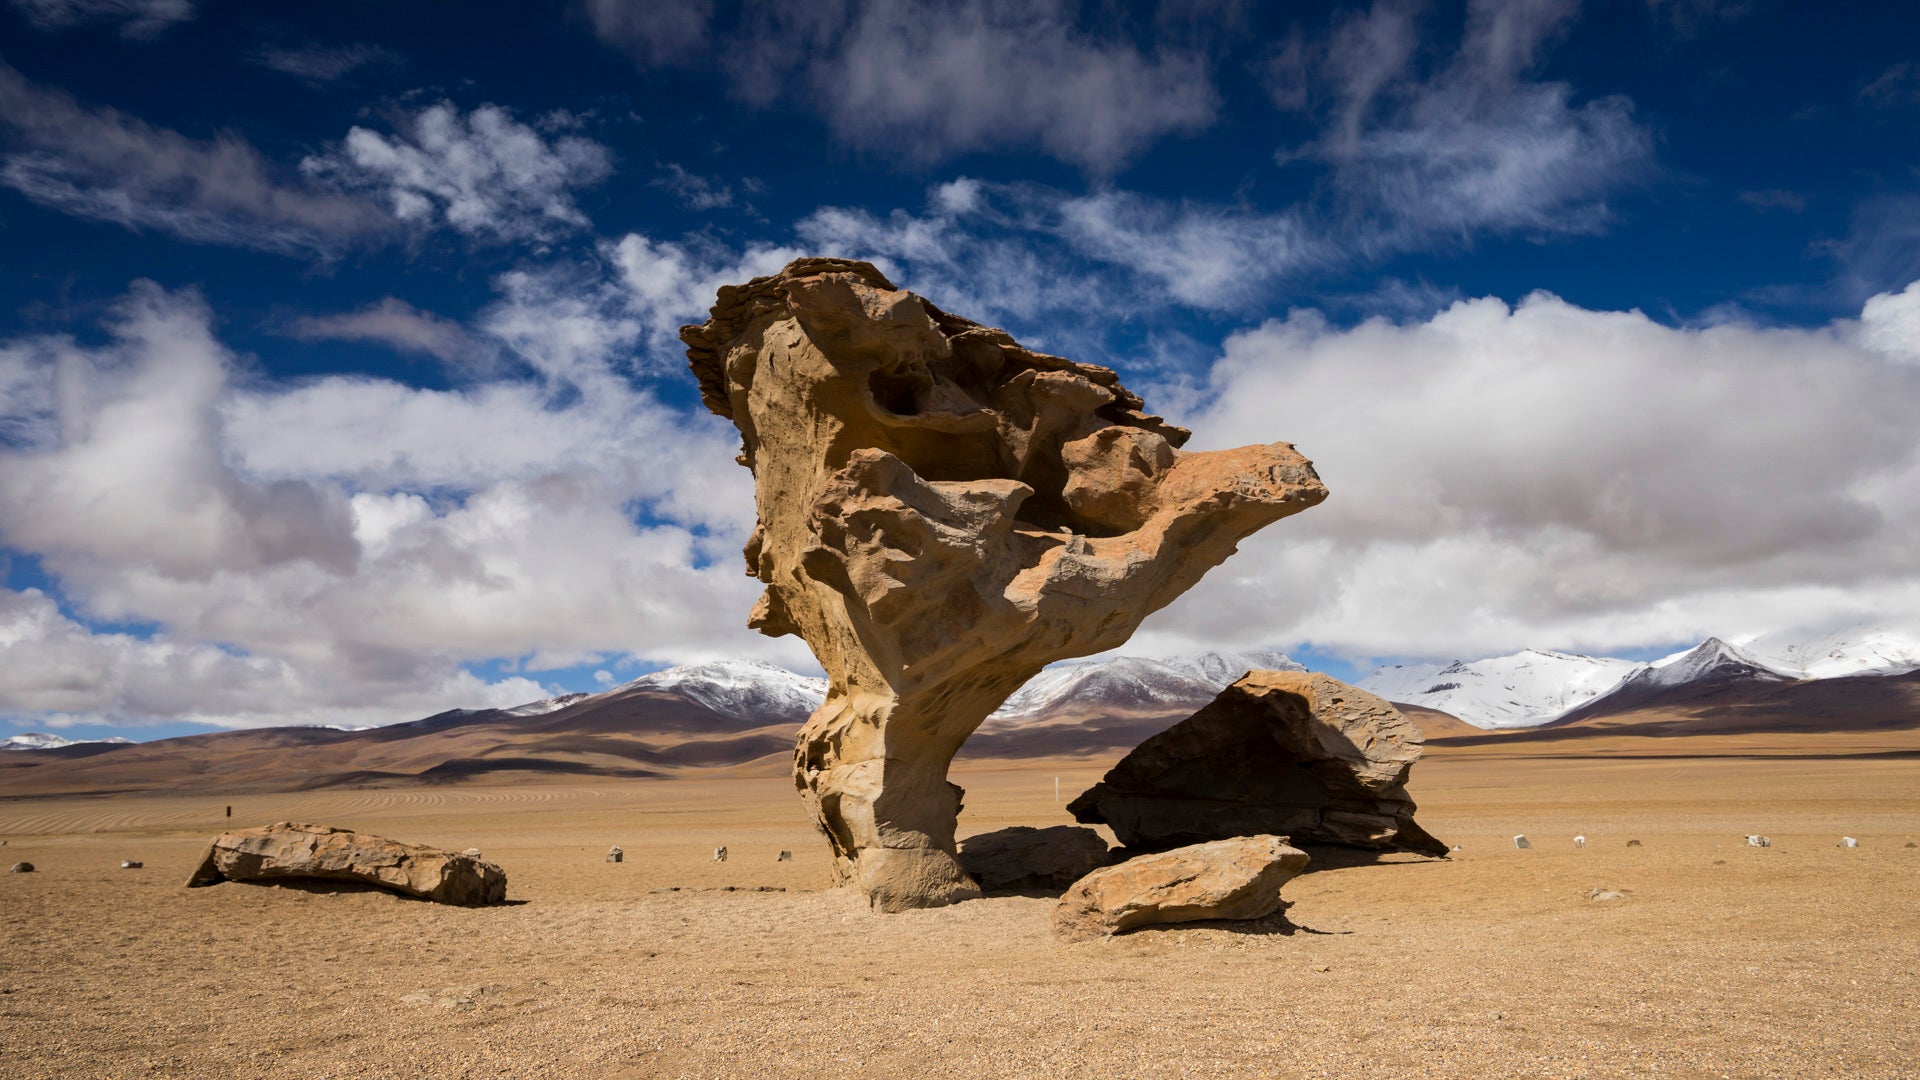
[
  {"xmin": 683, "ymin": 259, "xmax": 1327, "ymax": 911},
  {"xmin": 1052, "ymin": 835, "xmax": 1309, "ymax": 941},
  {"xmin": 957, "ymin": 825, "xmax": 1113, "ymax": 893},
  {"xmin": 184, "ymin": 822, "xmax": 507, "ymax": 906},
  {"xmin": 1069, "ymin": 671, "xmax": 1448, "ymax": 857}
]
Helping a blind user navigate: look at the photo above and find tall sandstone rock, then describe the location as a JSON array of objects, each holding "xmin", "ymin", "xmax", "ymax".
[{"xmin": 682, "ymin": 259, "xmax": 1327, "ymax": 910}]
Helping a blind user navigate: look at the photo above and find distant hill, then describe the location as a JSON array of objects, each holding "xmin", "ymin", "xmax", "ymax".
[
  {"xmin": 0, "ymin": 652, "xmax": 1307, "ymax": 797},
  {"xmin": 1546, "ymin": 667, "xmax": 1920, "ymax": 737},
  {"xmin": 13, "ymin": 643, "xmax": 1900, "ymax": 798}
]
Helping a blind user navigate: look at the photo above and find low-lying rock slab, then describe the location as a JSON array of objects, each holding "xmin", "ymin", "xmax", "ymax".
[
  {"xmin": 1052, "ymin": 835, "xmax": 1309, "ymax": 941},
  {"xmin": 185, "ymin": 822, "xmax": 506, "ymax": 906},
  {"xmin": 1069, "ymin": 671, "xmax": 1448, "ymax": 857},
  {"xmin": 958, "ymin": 825, "xmax": 1112, "ymax": 892}
]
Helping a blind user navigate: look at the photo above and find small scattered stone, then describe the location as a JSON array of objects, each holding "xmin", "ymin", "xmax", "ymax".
[
  {"xmin": 1513, "ymin": 835, "xmax": 1531, "ymax": 849},
  {"xmin": 1626, "ymin": 839, "xmax": 1643, "ymax": 847},
  {"xmin": 399, "ymin": 985, "xmax": 485, "ymax": 1010},
  {"xmin": 606, "ymin": 846, "xmax": 623, "ymax": 863},
  {"xmin": 1573, "ymin": 835, "xmax": 1586, "ymax": 847},
  {"xmin": 1906, "ymin": 841, "xmax": 1917, "ymax": 849},
  {"xmin": 712, "ymin": 846, "xmax": 727, "ymax": 863},
  {"xmin": 120, "ymin": 860, "xmax": 143, "ymax": 869},
  {"xmin": 8, "ymin": 861, "xmax": 32, "ymax": 873},
  {"xmin": 1588, "ymin": 887, "xmax": 1626, "ymax": 901},
  {"xmin": 1839, "ymin": 837, "xmax": 1858, "ymax": 849},
  {"xmin": 776, "ymin": 850, "xmax": 791, "ymax": 862},
  {"xmin": 1744, "ymin": 834, "xmax": 1771, "ymax": 848}
]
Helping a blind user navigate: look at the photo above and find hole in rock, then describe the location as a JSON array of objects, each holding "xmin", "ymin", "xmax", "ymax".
[{"xmin": 869, "ymin": 367, "xmax": 930, "ymax": 416}]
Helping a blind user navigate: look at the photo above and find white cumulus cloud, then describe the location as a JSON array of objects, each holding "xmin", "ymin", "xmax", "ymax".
[
  {"xmin": 0, "ymin": 279, "xmax": 806, "ymax": 731},
  {"xmin": 1125, "ymin": 280, "xmax": 1920, "ymax": 662}
]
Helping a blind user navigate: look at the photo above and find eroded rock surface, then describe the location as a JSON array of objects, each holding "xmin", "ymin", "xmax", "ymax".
[
  {"xmin": 1069, "ymin": 671, "xmax": 1447, "ymax": 857},
  {"xmin": 683, "ymin": 258, "xmax": 1327, "ymax": 910},
  {"xmin": 1052, "ymin": 834, "xmax": 1309, "ymax": 941},
  {"xmin": 184, "ymin": 822, "xmax": 506, "ymax": 906},
  {"xmin": 957, "ymin": 825, "xmax": 1112, "ymax": 892}
]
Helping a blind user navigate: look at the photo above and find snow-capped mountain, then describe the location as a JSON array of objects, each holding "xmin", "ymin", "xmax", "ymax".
[
  {"xmin": 1359, "ymin": 649, "xmax": 1645, "ymax": 730},
  {"xmin": 1734, "ymin": 625, "xmax": 1920, "ymax": 679},
  {"xmin": 618, "ymin": 660, "xmax": 827, "ymax": 722},
  {"xmin": 1, "ymin": 732, "xmax": 134, "ymax": 751},
  {"xmin": 992, "ymin": 649, "xmax": 1304, "ymax": 719},
  {"xmin": 1364, "ymin": 627, "xmax": 1920, "ymax": 731},
  {"xmin": 1625, "ymin": 638, "xmax": 1787, "ymax": 692},
  {"xmin": 504, "ymin": 692, "xmax": 594, "ymax": 717},
  {"xmin": 1549, "ymin": 638, "xmax": 1799, "ymax": 727}
]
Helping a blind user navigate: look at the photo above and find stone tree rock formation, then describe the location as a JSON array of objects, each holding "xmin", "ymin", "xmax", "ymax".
[
  {"xmin": 682, "ymin": 258, "xmax": 1327, "ymax": 911},
  {"xmin": 1068, "ymin": 671, "xmax": 1449, "ymax": 857}
]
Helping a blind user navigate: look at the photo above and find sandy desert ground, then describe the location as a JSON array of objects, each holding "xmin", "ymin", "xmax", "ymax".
[{"xmin": 3, "ymin": 752, "xmax": 1918, "ymax": 1078}]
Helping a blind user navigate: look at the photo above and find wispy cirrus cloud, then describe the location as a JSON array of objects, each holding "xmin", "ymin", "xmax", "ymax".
[
  {"xmin": 587, "ymin": 0, "xmax": 1221, "ymax": 174},
  {"xmin": 244, "ymin": 42, "xmax": 402, "ymax": 87},
  {"xmin": 7, "ymin": 0, "xmax": 193, "ymax": 37},
  {"xmin": 284, "ymin": 298, "xmax": 487, "ymax": 368},
  {"xmin": 0, "ymin": 61, "xmax": 390, "ymax": 255},
  {"xmin": 1285, "ymin": 0, "xmax": 1654, "ymax": 247},
  {"xmin": 302, "ymin": 102, "xmax": 614, "ymax": 244},
  {"xmin": 1859, "ymin": 62, "xmax": 1920, "ymax": 109},
  {"xmin": 653, "ymin": 163, "xmax": 736, "ymax": 211}
]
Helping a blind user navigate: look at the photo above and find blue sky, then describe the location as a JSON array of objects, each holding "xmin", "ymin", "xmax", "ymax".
[{"xmin": 2, "ymin": 0, "xmax": 1918, "ymax": 740}]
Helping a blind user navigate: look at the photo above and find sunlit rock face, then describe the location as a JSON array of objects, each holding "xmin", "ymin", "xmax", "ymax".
[{"xmin": 682, "ymin": 258, "xmax": 1327, "ymax": 911}]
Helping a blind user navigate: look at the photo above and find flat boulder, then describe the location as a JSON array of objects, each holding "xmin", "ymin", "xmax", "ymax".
[
  {"xmin": 1069, "ymin": 671, "xmax": 1448, "ymax": 857},
  {"xmin": 957, "ymin": 825, "xmax": 1112, "ymax": 892},
  {"xmin": 185, "ymin": 822, "xmax": 506, "ymax": 906},
  {"xmin": 1052, "ymin": 835, "xmax": 1308, "ymax": 941}
]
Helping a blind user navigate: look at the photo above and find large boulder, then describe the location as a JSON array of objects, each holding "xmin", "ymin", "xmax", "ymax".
[
  {"xmin": 1069, "ymin": 671, "xmax": 1448, "ymax": 857},
  {"xmin": 957, "ymin": 825, "xmax": 1112, "ymax": 892},
  {"xmin": 682, "ymin": 259, "xmax": 1326, "ymax": 911},
  {"xmin": 184, "ymin": 822, "xmax": 507, "ymax": 906},
  {"xmin": 1052, "ymin": 835, "xmax": 1309, "ymax": 941}
]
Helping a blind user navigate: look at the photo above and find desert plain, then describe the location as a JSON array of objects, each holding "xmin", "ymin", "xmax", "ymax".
[{"xmin": 3, "ymin": 735, "xmax": 1918, "ymax": 1079}]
